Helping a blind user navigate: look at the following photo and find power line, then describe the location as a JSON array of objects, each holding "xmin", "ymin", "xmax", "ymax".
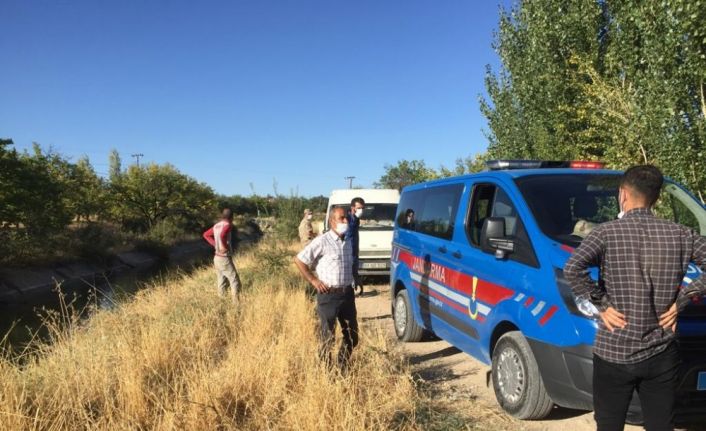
[{"xmin": 344, "ymin": 176, "xmax": 355, "ymax": 189}]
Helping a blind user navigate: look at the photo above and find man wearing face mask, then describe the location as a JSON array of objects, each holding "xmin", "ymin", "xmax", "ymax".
[
  {"xmin": 346, "ymin": 197, "xmax": 365, "ymax": 294},
  {"xmin": 294, "ymin": 207, "xmax": 359, "ymax": 368},
  {"xmin": 565, "ymin": 165, "xmax": 706, "ymax": 431},
  {"xmin": 298, "ymin": 208, "xmax": 315, "ymax": 245}
]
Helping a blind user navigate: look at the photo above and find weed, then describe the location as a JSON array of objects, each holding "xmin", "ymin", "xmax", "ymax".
[{"xmin": 0, "ymin": 243, "xmax": 416, "ymax": 430}]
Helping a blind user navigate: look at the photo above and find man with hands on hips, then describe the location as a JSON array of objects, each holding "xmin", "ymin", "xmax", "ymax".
[
  {"xmin": 294, "ymin": 207, "xmax": 359, "ymax": 369},
  {"xmin": 565, "ymin": 165, "xmax": 706, "ymax": 431}
]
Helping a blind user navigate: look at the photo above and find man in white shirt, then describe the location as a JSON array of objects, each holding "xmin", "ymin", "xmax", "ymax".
[{"xmin": 294, "ymin": 207, "xmax": 358, "ymax": 368}]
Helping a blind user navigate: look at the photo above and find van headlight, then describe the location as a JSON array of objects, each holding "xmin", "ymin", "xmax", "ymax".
[
  {"xmin": 575, "ymin": 296, "xmax": 600, "ymax": 318},
  {"xmin": 554, "ymin": 268, "xmax": 600, "ymax": 319}
]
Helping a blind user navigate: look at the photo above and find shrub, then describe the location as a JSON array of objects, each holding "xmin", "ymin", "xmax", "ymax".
[
  {"xmin": 145, "ymin": 218, "xmax": 189, "ymax": 246},
  {"xmin": 273, "ymin": 196, "xmax": 306, "ymax": 242},
  {"xmin": 68, "ymin": 223, "xmax": 121, "ymax": 262}
]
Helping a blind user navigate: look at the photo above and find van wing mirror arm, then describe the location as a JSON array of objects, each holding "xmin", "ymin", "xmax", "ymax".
[
  {"xmin": 488, "ymin": 237, "xmax": 514, "ymax": 252},
  {"xmin": 488, "ymin": 237, "xmax": 515, "ymax": 259}
]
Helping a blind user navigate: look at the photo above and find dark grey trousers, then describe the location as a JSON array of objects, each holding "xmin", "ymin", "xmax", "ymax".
[{"xmin": 316, "ymin": 288, "xmax": 359, "ymax": 368}]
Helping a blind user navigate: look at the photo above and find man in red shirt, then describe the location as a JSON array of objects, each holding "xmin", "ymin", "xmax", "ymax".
[{"xmin": 203, "ymin": 208, "xmax": 241, "ymax": 303}]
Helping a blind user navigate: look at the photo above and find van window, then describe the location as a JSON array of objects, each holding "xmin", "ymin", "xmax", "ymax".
[
  {"xmin": 396, "ymin": 184, "xmax": 464, "ymax": 240},
  {"xmin": 328, "ymin": 204, "xmax": 398, "ymax": 231},
  {"xmin": 396, "ymin": 193, "xmax": 421, "ymax": 230},
  {"xmin": 467, "ymin": 184, "xmax": 538, "ymax": 268},
  {"xmin": 468, "ymin": 184, "xmax": 496, "ymax": 246}
]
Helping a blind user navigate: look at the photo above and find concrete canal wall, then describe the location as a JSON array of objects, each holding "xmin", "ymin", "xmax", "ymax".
[{"xmin": 0, "ymin": 240, "xmax": 212, "ymax": 304}]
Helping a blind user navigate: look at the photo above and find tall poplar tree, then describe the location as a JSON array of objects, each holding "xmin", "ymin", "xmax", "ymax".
[{"xmin": 481, "ymin": 0, "xmax": 706, "ymax": 201}]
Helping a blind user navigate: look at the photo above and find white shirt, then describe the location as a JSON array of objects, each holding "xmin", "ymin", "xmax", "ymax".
[{"xmin": 297, "ymin": 230, "xmax": 353, "ymax": 287}]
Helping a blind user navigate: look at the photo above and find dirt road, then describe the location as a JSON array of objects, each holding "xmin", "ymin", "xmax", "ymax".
[{"xmin": 356, "ymin": 284, "xmax": 646, "ymax": 431}]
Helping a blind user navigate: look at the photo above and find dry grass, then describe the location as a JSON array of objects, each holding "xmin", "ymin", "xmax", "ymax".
[{"xmin": 0, "ymin": 242, "xmax": 445, "ymax": 430}]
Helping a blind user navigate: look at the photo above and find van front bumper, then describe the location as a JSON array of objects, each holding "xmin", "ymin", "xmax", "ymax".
[{"xmin": 527, "ymin": 338, "xmax": 706, "ymax": 425}]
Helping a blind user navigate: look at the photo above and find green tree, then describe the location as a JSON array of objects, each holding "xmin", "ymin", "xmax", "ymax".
[
  {"xmin": 375, "ymin": 160, "xmax": 439, "ymax": 191},
  {"xmin": 67, "ymin": 156, "xmax": 107, "ymax": 222},
  {"xmin": 273, "ymin": 195, "xmax": 306, "ymax": 241},
  {"xmin": 481, "ymin": 0, "xmax": 605, "ymax": 161},
  {"xmin": 110, "ymin": 163, "xmax": 216, "ymax": 232},
  {"xmin": 0, "ymin": 140, "xmax": 71, "ymax": 262},
  {"xmin": 0, "ymin": 138, "xmax": 26, "ymax": 229},
  {"xmin": 597, "ymin": 0, "xmax": 706, "ymax": 201},
  {"xmin": 217, "ymin": 195, "xmax": 259, "ymax": 216},
  {"xmin": 481, "ymin": 0, "xmax": 706, "ymax": 202},
  {"xmin": 439, "ymin": 153, "xmax": 490, "ymax": 177},
  {"xmin": 15, "ymin": 144, "xmax": 107, "ymax": 224},
  {"xmin": 18, "ymin": 143, "xmax": 73, "ymax": 234}
]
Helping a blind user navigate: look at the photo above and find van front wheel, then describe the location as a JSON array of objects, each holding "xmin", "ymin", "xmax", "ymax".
[
  {"xmin": 491, "ymin": 331, "xmax": 553, "ymax": 419},
  {"xmin": 393, "ymin": 290, "xmax": 424, "ymax": 342}
]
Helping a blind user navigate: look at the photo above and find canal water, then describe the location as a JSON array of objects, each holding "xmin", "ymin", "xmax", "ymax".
[{"xmin": 0, "ymin": 255, "xmax": 210, "ymax": 351}]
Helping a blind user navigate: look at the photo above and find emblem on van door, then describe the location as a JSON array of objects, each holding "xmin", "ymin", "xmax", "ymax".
[{"xmin": 468, "ymin": 277, "xmax": 479, "ymax": 320}]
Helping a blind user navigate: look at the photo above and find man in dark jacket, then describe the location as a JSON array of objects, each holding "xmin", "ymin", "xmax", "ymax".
[{"xmin": 346, "ymin": 197, "xmax": 365, "ymax": 295}]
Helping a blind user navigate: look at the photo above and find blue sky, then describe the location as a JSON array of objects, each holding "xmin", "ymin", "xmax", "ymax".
[{"xmin": 1, "ymin": 1, "xmax": 510, "ymax": 196}]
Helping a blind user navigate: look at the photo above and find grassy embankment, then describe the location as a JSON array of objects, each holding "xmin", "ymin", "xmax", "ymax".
[{"xmin": 0, "ymin": 240, "xmax": 489, "ymax": 430}]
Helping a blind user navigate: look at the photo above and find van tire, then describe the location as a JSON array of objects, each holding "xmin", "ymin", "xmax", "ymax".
[
  {"xmin": 393, "ymin": 290, "xmax": 424, "ymax": 342},
  {"xmin": 491, "ymin": 331, "xmax": 553, "ymax": 419}
]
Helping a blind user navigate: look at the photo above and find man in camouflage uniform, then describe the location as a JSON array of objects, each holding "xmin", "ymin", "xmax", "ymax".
[{"xmin": 299, "ymin": 208, "xmax": 315, "ymax": 245}]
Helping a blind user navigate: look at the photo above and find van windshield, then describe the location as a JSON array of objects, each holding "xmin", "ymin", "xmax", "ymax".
[
  {"xmin": 514, "ymin": 174, "xmax": 706, "ymax": 247},
  {"xmin": 328, "ymin": 204, "xmax": 398, "ymax": 231},
  {"xmin": 359, "ymin": 204, "xmax": 397, "ymax": 230}
]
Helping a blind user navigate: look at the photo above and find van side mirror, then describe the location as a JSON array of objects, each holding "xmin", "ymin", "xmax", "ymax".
[{"xmin": 481, "ymin": 217, "xmax": 515, "ymax": 259}]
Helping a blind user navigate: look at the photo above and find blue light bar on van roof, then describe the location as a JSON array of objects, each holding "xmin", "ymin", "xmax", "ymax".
[{"xmin": 485, "ymin": 160, "xmax": 605, "ymax": 170}]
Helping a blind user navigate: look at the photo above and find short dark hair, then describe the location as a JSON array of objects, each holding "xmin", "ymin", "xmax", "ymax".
[
  {"xmin": 620, "ymin": 165, "xmax": 663, "ymax": 206},
  {"xmin": 405, "ymin": 208, "xmax": 415, "ymax": 217},
  {"xmin": 329, "ymin": 206, "xmax": 345, "ymax": 224},
  {"xmin": 221, "ymin": 208, "xmax": 233, "ymax": 220},
  {"xmin": 351, "ymin": 197, "xmax": 365, "ymax": 207}
]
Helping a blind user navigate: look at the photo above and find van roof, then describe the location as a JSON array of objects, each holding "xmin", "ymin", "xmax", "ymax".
[
  {"xmin": 402, "ymin": 169, "xmax": 623, "ymax": 191},
  {"xmin": 327, "ymin": 188, "xmax": 400, "ymax": 204}
]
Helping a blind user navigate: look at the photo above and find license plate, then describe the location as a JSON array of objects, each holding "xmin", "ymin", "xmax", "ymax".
[
  {"xmin": 361, "ymin": 262, "xmax": 387, "ymax": 269},
  {"xmin": 698, "ymin": 372, "xmax": 706, "ymax": 391}
]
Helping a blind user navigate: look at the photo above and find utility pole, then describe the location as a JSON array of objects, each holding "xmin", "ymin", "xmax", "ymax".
[
  {"xmin": 344, "ymin": 176, "xmax": 355, "ymax": 189},
  {"xmin": 131, "ymin": 153, "xmax": 144, "ymax": 167}
]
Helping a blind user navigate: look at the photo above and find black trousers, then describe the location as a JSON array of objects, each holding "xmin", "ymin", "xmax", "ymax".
[
  {"xmin": 593, "ymin": 343, "xmax": 680, "ymax": 431},
  {"xmin": 316, "ymin": 288, "xmax": 359, "ymax": 368}
]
